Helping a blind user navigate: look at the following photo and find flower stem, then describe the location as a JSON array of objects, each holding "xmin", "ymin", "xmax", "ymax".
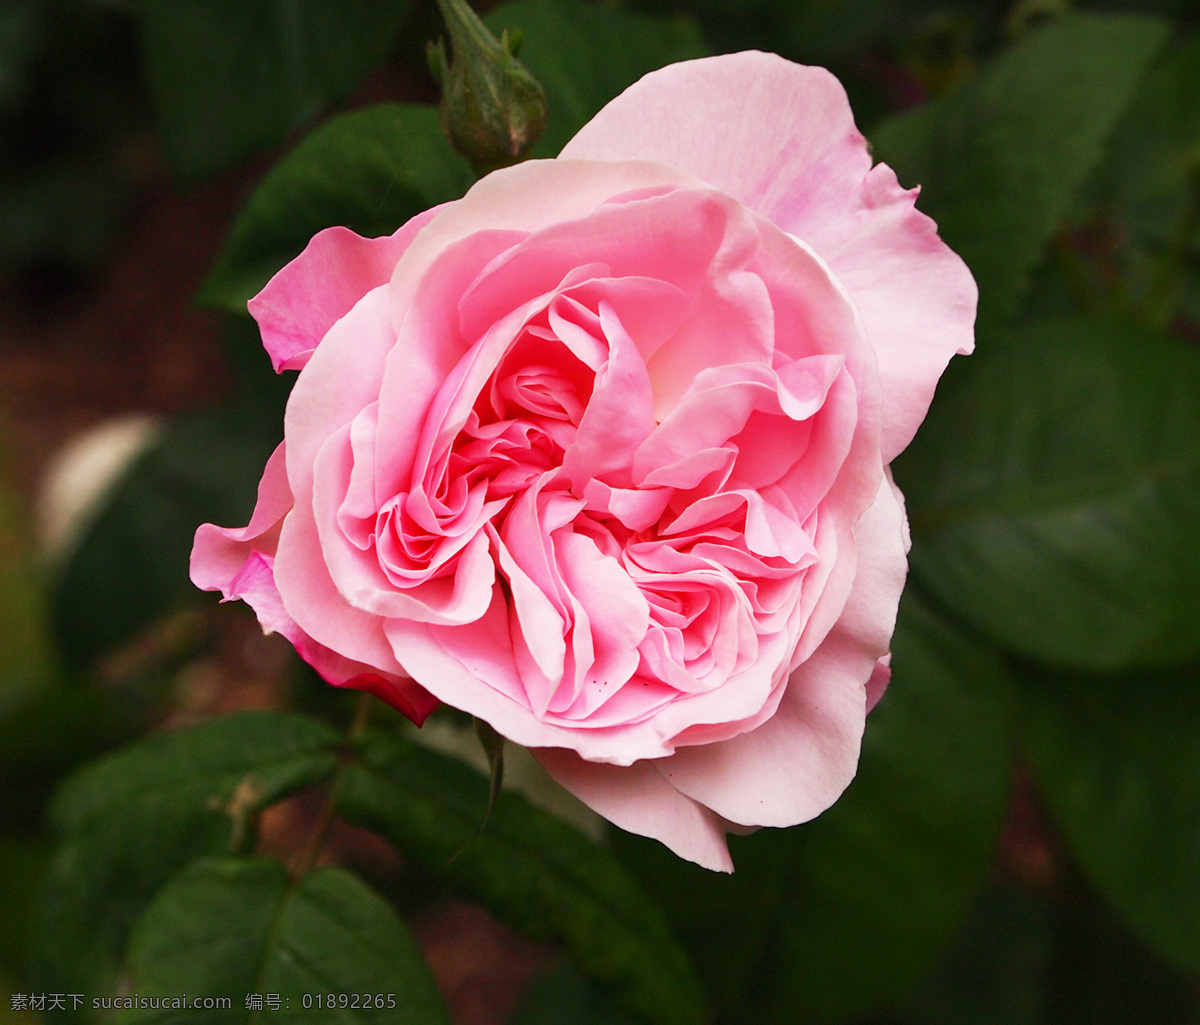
[
  {"xmin": 290, "ymin": 690, "xmax": 373, "ymax": 881},
  {"xmin": 447, "ymin": 717, "xmax": 505, "ymax": 864}
]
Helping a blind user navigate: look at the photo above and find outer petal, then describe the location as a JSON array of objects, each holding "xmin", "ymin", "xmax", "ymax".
[
  {"xmin": 560, "ymin": 52, "xmax": 976, "ymax": 461},
  {"xmin": 655, "ymin": 472, "xmax": 909, "ymax": 827},
  {"xmin": 248, "ymin": 209, "xmax": 441, "ymax": 372},
  {"xmin": 865, "ymin": 656, "xmax": 891, "ymax": 714},
  {"xmin": 188, "ymin": 444, "xmax": 437, "ymax": 724},
  {"xmin": 561, "ymin": 53, "xmax": 873, "ymax": 250},
  {"xmin": 190, "ymin": 441, "xmax": 291, "ymax": 591},
  {"xmin": 227, "ymin": 554, "xmax": 439, "ymax": 726},
  {"xmin": 272, "ymin": 287, "xmax": 414, "ymax": 681},
  {"xmin": 533, "ymin": 748, "xmax": 733, "ymax": 872},
  {"xmin": 802, "ymin": 164, "xmax": 976, "ymax": 461}
]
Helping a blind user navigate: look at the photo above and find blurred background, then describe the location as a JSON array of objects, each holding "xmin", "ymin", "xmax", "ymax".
[{"xmin": 1, "ymin": 0, "xmax": 1199, "ymax": 1023}]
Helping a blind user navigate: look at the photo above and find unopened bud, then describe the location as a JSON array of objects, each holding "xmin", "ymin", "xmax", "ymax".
[{"xmin": 428, "ymin": 0, "xmax": 549, "ymax": 176}]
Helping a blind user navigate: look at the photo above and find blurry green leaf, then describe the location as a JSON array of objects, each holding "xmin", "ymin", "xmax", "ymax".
[
  {"xmin": 611, "ymin": 594, "xmax": 1013, "ymax": 1022},
  {"xmin": 872, "ymin": 13, "xmax": 1168, "ymax": 326},
  {"xmin": 484, "ymin": 0, "xmax": 709, "ymax": 159},
  {"xmin": 1104, "ymin": 35, "xmax": 1200, "ymax": 247},
  {"xmin": 684, "ymin": 0, "xmax": 896, "ymax": 66},
  {"xmin": 34, "ymin": 712, "xmax": 338, "ymax": 1010},
  {"xmin": 0, "ymin": 834, "xmax": 50, "ymax": 978},
  {"xmin": 0, "ymin": 680, "xmax": 144, "ymax": 832},
  {"xmin": 199, "ymin": 103, "xmax": 473, "ymax": 313},
  {"xmin": 773, "ymin": 0, "xmax": 897, "ymax": 64},
  {"xmin": 139, "ymin": 0, "xmax": 414, "ymax": 182},
  {"xmin": 1095, "ymin": 35, "xmax": 1200, "ymax": 324},
  {"xmin": 50, "ymin": 403, "xmax": 280, "ymax": 666},
  {"xmin": 902, "ymin": 883, "xmax": 1053, "ymax": 1025},
  {"xmin": 510, "ymin": 959, "xmax": 638, "ymax": 1025},
  {"xmin": 117, "ymin": 858, "xmax": 448, "ymax": 1024},
  {"xmin": 1021, "ymin": 663, "xmax": 1200, "ymax": 975},
  {"xmin": 899, "ymin": 314, "xmax": 1200, "ymax": 670},
  {"xmin": 0, "ymin": 159, "xmax": 130, "ymax": 270},
  {"xmin": 765, "ymin": 595, "xmax": 1013, "ymax": 1018},
  {"xmin": 0, "ymin": 0, "xmax": 43, "ymax": 111},
  {"xmin": 338, "ymin": 729, "xmax": 705, "ymax": 1025},
  {"xmin": 0, "ymin": 968, "xmax": 42, "ymax": 1024},
  {"xmin": 902, "ymin": 875, "xmax": 1200, "ymax": 1025}
]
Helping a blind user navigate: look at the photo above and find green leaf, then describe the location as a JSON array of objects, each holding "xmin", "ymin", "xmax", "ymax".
[
  {"xmin": 1021, "ymin": 663, "xmax": 1200, "ymax": 976},
  {"xmin": 902, "ymin": 883, "xmax": 1054, "ymax": 1025},
  {"xmin": 898, "ymin": 314, "xmax": 1200, "ymax": 671},
  {"xmin": 50, "ymin": 403, "xmax": 281, "ymax": 666},
  {"xmin": 1103, "ymin": 35, "xmax": 1200, "ymax": 248},
  {"xmin": 139, "ymin": 0, "xmax": 414, "ymax": 182},
  {"xmin": 117, "ymin": 858, "xmax": 449, "ymax": 1024},
  {"xmin": 199, "ymin": 103, "xmax": 473, "ymax": 313},
  {"xmin": 510, "ymin": 960, "xmax": 638, "ymax": 1025},
  {"xmin": 483, "ymin": 0, "xmax": 709, "ymax": 160},
  {"xmin": 34, "ymin": 712, "xmax": 339, "ymax": 1008},
  {"xmin": 685, "ymin": 0, "xmax": 896, "ymax": 68},
  {"xmin": 0, "ymin": 679, "xmax": 145, "ymax": 831},
  {"xmin": 611, "ymin": 593, "xmax": 1012, "ymax": 1022},
  {"xmin": 871, "ymin": 12, "xmax": 1168, "ymax": 326},
  {"xmin": 338, "ymin": 729, "xmax": 705, "ymax": 1025},
  {"xmin": 1094, "ymin": 36, "xmax": 1200, "ymax": 324},
  {"xmin": 902, "ymin": 876, "xmax": 1200, "ymax": 1025}
]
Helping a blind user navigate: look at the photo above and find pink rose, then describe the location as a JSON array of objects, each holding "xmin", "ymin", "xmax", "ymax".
[{"xmin": 191, "ymin": 52, "xmax": 975, "ymax": 871}]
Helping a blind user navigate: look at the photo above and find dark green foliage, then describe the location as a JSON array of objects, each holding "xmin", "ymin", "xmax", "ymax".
[
  {"xmin": 611, "ymin": 595, "xmax": 1013, "ymax": 1022},
  {"xmin": 139, "ymin": 0, "xmax": 416, "ymax": 182},
  {"xmin": 199, "ymin": 104, "xmax": 474, "ymax": 313},
  {"xmin": 898, "ymin": 315, "xmax": 1200, "ymax": 670},
  {"xmin": 1020, "ymin": 662, "xmax": 1200, "ymax": 974},
  {"xmin": 33, "ymin": 712, "xmax": 339, "ymax": 1013},
  {"xmin": 872, "ymin": 13, "xmax": 1169, "ymax": 326},
  {"xmin": 339, "ymin": 729, "xmax": 706, "ymax": 1025},
  {"xmin": 116, "ymin": 859, "xmax": 449, "ymax": 1024}
]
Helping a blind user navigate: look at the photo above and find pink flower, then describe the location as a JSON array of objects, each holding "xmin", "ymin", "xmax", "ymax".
[{"xmin": 191, "ymin": 52, "xmax": 975, "ymax": 871}]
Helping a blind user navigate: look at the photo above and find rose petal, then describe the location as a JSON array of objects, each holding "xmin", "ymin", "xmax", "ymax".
[
  {"xmin": 655, "ymin": 473, "xmax": 908, "ymax": 826},
  {"xmin": 865, "ymin": 656, "xmax": 891, "ymax": 714},
  {"xmin": 802, "ymin": 164, "xmax": 977, "ymax": 461},
  {"xmin": 534, "ymin": 747, "xmax": 733, "ymax": 872},
  {"xmin": 388, "ymin": 160, "xmax": 702, "ymax": 337},
  {"xmin": 249, "ymin": 212, "xmax": 441, "ymax": 372},
  {"xmin": 188, "ymin": 443, "xmax": 438, "ymax": 727},
  {"xmin": 561, "ymin": 52, "xmax": 976, "ymax": 460},
  {"xmin": 190, "ymin": 441, "xmax": 291, "ymax": 592},
  {"xmin": 561, "ymin": 54, "xmax": 870, "ymax": 260},
  {"xmin": 231, "ymin": 553, "xmax": 439, "ymax": 725}
]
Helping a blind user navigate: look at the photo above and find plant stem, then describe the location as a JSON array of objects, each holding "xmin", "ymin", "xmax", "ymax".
[{"xmin": 290, "ymin": 691, "xmax": 373, "ymax": 881}]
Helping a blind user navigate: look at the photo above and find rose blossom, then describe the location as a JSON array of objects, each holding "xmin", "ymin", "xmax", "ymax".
[{"xmin": 191, "ymin": 52, "xmax": 975, "ymax": 871}]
